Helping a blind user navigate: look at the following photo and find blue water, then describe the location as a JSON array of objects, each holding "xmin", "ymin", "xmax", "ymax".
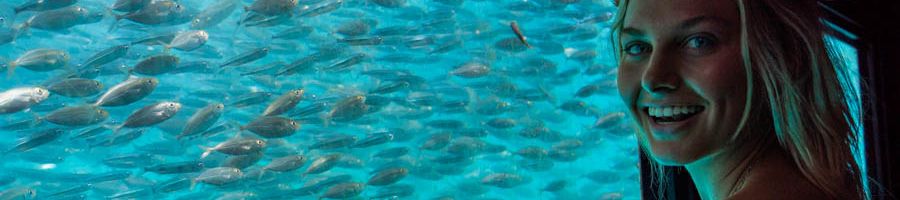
[{"xmin": 0, "ymin": 0, "xmax": 639, "ymax": 199}]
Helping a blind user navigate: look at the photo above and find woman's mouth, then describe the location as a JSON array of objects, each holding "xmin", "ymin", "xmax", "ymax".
[
  {"xmin": 646, "ymin": 105, "xmax": 705, "ymax": 124},
  {"xmin": 643, "ymin": 105, "xmax": 706, "ymax": 139}
]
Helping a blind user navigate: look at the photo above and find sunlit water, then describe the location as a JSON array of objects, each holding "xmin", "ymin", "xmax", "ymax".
[{"xmin": 0, "ymin": 0, "xmax": 639, "ymax": 199}]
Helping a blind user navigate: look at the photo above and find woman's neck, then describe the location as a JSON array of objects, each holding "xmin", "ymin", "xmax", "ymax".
[{"xmin": 684, "ymin": 143, "xmax": 788, "ymax": 200}]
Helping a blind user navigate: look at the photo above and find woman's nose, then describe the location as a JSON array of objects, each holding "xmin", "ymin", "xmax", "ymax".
[{"xmin": 641, "ymin": 53, "xmax": 680, "ymax": 95}]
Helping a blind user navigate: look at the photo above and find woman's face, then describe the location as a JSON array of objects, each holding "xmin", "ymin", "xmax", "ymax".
[{"xmin": 617, "ymin": 0, "xmax": 747, "ymax": 165}]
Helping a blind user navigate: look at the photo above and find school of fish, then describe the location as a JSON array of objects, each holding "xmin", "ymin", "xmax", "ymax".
[{"xmin": 0, "ymin": 0, "xmax": 636, "ymax": 199}]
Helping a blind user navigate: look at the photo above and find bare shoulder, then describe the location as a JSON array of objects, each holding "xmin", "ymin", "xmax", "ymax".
[{"xmin": 726, "ymin": 172, "xmax": 832, "ymax": 200}]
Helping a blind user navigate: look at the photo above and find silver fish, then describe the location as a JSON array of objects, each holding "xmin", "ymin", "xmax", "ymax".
[
  {"xmin": 9, "ymin": 49, "xmax": 70, "ymax": 75},
  {"xmin": 241, "ymin": 116, "xmax": 299, "ymax": 138},
  {"xmin": 220, "ymin": 47, "xmax": 269, "ymax": 68},
  {"xmin": 0, "ymin": 87, "xmax": 50, "ymax": 114},
  {"xmin": 191, "ymin": 0, "xmax": 238, "ymax": 29},
  {"xmin": 47, "ymin": 78, "xmax": 104, "ymax": 97},
  {"xmin": 178, "ymin": 103, "xmax": 225, "ymax": 140},
  {"xmin": 94, "ymin": 77, "xmax": 158, "ymax": 107},
  {"xmin": 262, "ymin": 89, "xmax": 304, "ymax": 116},
  {"xmin": 45, "ymin": 105, "xmax": 108, "ymax": 126},
  {"xmin": 167, "ymin": 30, "xmax": 209, "ymax": 51},
  {"xmin": 200, "ymin": 137, "xmax": 266, "ymax": 158},
  {"xmin": 116, "ymin": 101, "xmax": 182, "ymax": 131}
]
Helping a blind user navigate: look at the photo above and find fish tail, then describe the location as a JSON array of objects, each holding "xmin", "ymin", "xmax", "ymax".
[{"xmin": 108, "ymin": 14, "xmax": 123, "ymax": 33}]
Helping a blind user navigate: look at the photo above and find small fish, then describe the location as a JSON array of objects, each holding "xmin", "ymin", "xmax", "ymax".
[
  {"xmin": 114, "ymin": 101, "xmax": 182, "ymax": 132},
  {"xmin": 262, "ymin": 89, "xmax": 304, "ymax": 116},
  {"xmin": 170, "ymin": 61, "xmax": 213, "ymax": 74},
  {"xmin": 220, "ymin": 47, "xmax": 269, "ymax": 68},
  {"xmin": 8, "ymin": 49, "xmax": 70, "ymax": 76},
  {"xmin": 20, "ymin": 6, "xmax": 103, "ymax": 32},
  {"xmin": 367, "ymin": 167, "xmax": 408, "ymax": 186},
  {"xmin": 304, "ymin": 153, "xmax": 342, "ymax": 175},
  {"xmin": 44, "ymin": 105, "xmax": 108, "ymax": 126},
  {"xmin": 298, "ymin": 0, "xmax": 343, "ymax": 17},
  {"xmin": 373, "ymin": 147, "xmax": 409, "ymax": 158},
  {"xmin": 481, "ymin": 173, "xmax": 531, "ymax": 188},
  {"xmin": 485, "ymin": 118, "xmax": 516, "ymax": 129},
  {"xmin": 112, "ymin": 0, "xmax": 151, "ymax": 13},
  {"xmin": 88, "ymin": 129, "xmax": 145, "ymax": 147},
  {"xmin": 86, "ymin": 171, "xmax": 132, "ymax": 183},
  {"xmin": 102, "ymin": 153, "xmax": 155, "ymax": 168},
  {"xmin": 80, "ymin": 44, "xmax": 130, "ymax": 70},
  {"xmin": 144, "ymin": 161, "xmax": 205, "ymax": 174},
  {"xmin": 335, "ymin": 19, "xmax": 373, "ymax": 37},
  {"xmin": 450, "ymin": 62, "xmax": 490, "ymax": 78},
  {"xmin": 0, "ymin": 87, "xmax": 50, "ymax": 114},
  {"xmin": 221, "ymin": 151, "xmax": 264, "ymax": 169},
  {"xmin": 319, "ymin": 53, "xmax": 366, "ymax": 73},
  {"xmin": 328, "ymin": 95, "xmax": 368, "ymax": 123},
  {"xmin": 199, "ymin": 137, "xmax": 266, "ymax": 158},
  {"xmin": 419, "ymin": 132, "xmax": 452, "ymax": 151},
  {"xmin": 167, "ymin": 30, "xmax": 209, "ymax": 51},
  {"xmin": 93, "ymin": 77, "xmax": 158, "ymax": 107},
  {"xmin": 241, "ymin": 116, "xmax": 299, "ymax": 138},
  {"xmin": 272, "ymin": 25, "xmax": 314, "ymax": 40},
  {"xmin": 510, "ymin": 21, "xmax": 532, "ymax": 48},
  {"xmin": 371, "ymin": 0, "xmax": 406, "ymax": 8},
  {"xmin": 191, "ymin": 0, "xmax": 238, "ymax": 29},
  {"xmin": 192, "ymin": 167, "xmax": 243, "ymax": 188},
  {"xmin": 245, "ymin": 0, "xmax": 299, "ymax": 16},
  {"xmin": 4, "ymin": 128, "xmax": 65, "ymax": 154},
  {"xmin": 229, "ymin": 92, "xmax": 273, "ymax": 108},
  {"xmin": 369, "ymin": 81, "xmax": 409, "ymax": 94},
  {"xmin": 286, "ymin": 102, "xmax": 326, "ymax": 118},
  {"xmin": 47, "ymin": 78, "xmax": 104, "ymax": 97},
  {"xmin": 542, "ymin": 179, "xmax": 568, "ymax": 192},
  {"xmin": 309, "ymin": 134, "xmax": 357, "ymax": 150},
  {"xmin": 113, "ymin": 0, "xmax": 187, "ymax": 26},
  {"xmin": 338, "ymin": 36, "xmax": 383, "ymax": 46},
  {"xmin": 350, "ymin": 132, "xmax": 394, "ymax": 148},
  {"xmin": 515, "ymin": 146, "xmax": 548, "ymax": 160},
  {"xmin": 154, "ymin": 176, "xmax": 190, "ymax": 193},
  {"xmin": 370, "ymin": 184, "xmax": 415, "ymax": 199},
  {"xmin": 133, "ymin": 54, "xmax": 180, "ymax": 75},
  {"xmin": 320, "ymin": 182, "xmax": 364, "ymax": 199},
  {"xmin": 276, "ymin": 55, "xmax": 317, "ymax": 76},
  {"xmin": 14, "ymin": 0, "xmax": 77, "ymax": 14},
  {"xmin": 178, "ymin": 103, "xmax": 225, "ymax": 139},
  {"xmin": 258, "ymin": 154, "xmax": 306, "ymax": 179}
]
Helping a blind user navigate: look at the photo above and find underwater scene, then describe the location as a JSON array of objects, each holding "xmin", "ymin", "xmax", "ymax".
[{"xmin": 0, "ymin": 0, "xmax": 637, "ymax": 199}]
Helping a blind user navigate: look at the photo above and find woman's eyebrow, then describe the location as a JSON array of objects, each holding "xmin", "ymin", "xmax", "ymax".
[
  {"xmin": 622, "ymin": 27, "xmax": 645, "ymax": 37},
  {"xmin": 622, "ymin": 15, "xmax": 728, "ymax": 37},
  {"xmin": 678, "ymin": 15, "xmax": 730, "ymax": 31}
]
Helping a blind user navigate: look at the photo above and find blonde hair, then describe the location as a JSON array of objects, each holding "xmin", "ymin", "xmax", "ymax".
[{"xmin": 611, "ymin": 0, "xmax": 867, "ymax": 199}]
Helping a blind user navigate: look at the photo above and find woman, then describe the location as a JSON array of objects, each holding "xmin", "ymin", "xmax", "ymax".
[{"xmin": 611, "ymin": 0, "xmax": 866, "ymax": 199}]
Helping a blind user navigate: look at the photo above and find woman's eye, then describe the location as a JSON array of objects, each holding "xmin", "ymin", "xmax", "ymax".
[
  {"xmin": 683, "ymin": 34, "xmax": 717, "ymax": 54},
  {"xmin": 624, "ymin": 42, "xmax": 650, "ymax": 56}
]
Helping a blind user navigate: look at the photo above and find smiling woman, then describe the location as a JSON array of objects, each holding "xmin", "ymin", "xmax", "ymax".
[{"xmin": 612, "ymin": 0, "xmax": 866, "ymax": 199}]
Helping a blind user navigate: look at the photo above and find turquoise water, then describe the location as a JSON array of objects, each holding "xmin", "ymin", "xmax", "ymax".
[{"xmin": 0, "ymin": 0, "xmax": 639, "ymax": 199}]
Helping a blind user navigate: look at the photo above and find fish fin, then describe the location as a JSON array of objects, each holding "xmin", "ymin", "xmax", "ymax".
[
  {"xmin": 257, "ymin": 169, "xmax": 266, "ymax": 181},
  {"xmin": 108, "ymin": 13, "xmax": 125, "ymax": 33},
  {"xmin": 6, "ymin": 61, "xmax": 15, "ymax": 79},
  {"xmin": 199, "ymin": 145, "xmax": 213, "ymax": 159},
  {"xmin": 189, "ymin": 179, "xmax": 197, "ymax": 191}
]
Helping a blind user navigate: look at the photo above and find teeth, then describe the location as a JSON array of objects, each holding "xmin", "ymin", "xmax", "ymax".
[{"xmin": 647, "ymin": 105, "xmax": 703, "ymax": 117}]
